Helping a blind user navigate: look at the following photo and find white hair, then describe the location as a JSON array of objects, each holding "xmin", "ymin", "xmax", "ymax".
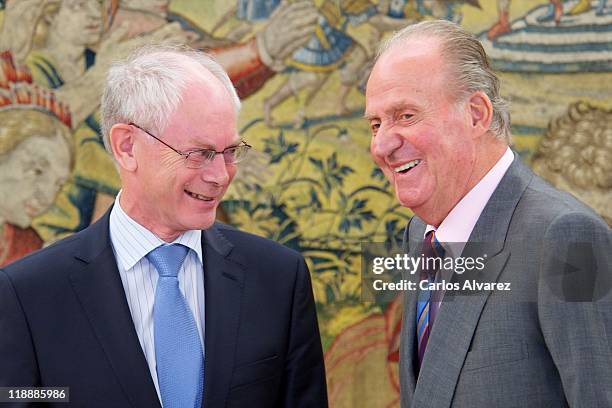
[
  {"xmin": 377, "ymin": 20, "xmax": 512, "ymax": 143},
  {"xmin": 100, "ymin": 44, "xmax": 241, "ymax": 154}
]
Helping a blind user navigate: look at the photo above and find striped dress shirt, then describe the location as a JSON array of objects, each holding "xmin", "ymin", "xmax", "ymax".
[{"xmin": 108, "ymin": 193, "xmax": 206, "ymax": 401}]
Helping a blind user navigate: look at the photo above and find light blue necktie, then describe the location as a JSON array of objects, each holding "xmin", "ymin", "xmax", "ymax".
[{"xmin": 147, "ymin": 244, "xmax": 204, "ymax": 408}]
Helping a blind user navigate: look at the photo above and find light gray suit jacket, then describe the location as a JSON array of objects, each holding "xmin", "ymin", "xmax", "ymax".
[{"xmin": 400, "ymin": 153, "xmax": 612, "ymax": 407}]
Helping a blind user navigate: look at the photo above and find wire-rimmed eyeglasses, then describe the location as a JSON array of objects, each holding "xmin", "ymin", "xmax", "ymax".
[{"xmin": 130, "ymin": 123, "xmax": 251, "ymax": 169}]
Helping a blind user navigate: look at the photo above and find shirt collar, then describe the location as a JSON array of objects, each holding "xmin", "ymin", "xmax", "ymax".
[
  {"xmin": 425, "ymin": 147, "xmax": 514, "ymax": 257},
  {"xmin": 109, "ymin": 190, "xmax": 203, "ymax": 271}
]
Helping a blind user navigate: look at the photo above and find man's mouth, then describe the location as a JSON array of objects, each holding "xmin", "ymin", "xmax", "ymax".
[
  {"xmin": 394, "ymin": 159, "xmax": 422, "ymax": 174},
  {"xmin": 185, "ymin": 189, "xmax": 214, "ymax": 202}
]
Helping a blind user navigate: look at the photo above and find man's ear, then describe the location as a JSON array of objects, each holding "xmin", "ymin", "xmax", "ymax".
[
  {"xmin": 467, "ymin": 91, "xmax": 493, "ymax": 138},
  {"xmin": 109, "ymin": 124, "xmax": 138, "ymax": 172}
]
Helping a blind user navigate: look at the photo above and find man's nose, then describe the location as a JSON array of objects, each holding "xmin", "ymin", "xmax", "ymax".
[
  {"xmin": 201, "ymin": 154, "xmax": 230, "ymax": 185},
  {"xmin": 371, "ymin": 125, "xmax": 403, "ymax": 158}
]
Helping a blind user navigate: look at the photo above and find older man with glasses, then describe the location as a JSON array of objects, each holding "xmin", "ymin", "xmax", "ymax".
[{"xmin": 0, "ymin": 44, "xmax": 328, "ymax": 408}]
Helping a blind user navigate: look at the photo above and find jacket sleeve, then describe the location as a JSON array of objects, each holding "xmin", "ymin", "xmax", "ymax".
[
  {"xmin": 277, "ymin": 257, "xmax": 328, "ymax": 407},
  {"xmin": 537, "ymin": 211, "xmax": 612, "ymax": 407},
  {"xmin": 0, "ymin": 269, "xmax": 41, "ymax": 407}
]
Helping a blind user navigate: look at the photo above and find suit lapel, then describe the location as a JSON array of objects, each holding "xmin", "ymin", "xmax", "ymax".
[
  {"xmin": 201, "ymin": 225, "xmax": 245, "ymax": 407},
  {"xmin": 412, "ymin": 247, "xmax": 510, "ymax": 407},
  {"xmin": 69, "ymin": 210, "xmax": 161, "ymax": 407},
  {"xmin": 68, "ymin": 213, "xmax": 249, "ymax": 407},
  {"xmin": 409, "ymin": 153, "xmax": 534, "ymax": 407}
]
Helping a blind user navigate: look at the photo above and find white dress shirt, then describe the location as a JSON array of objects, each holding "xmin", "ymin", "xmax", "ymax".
[
  {"xmin": 424, "ymin": 148, "xmax": 514, "ymax": 308},
  {"xmin": 425, "ymin": 147, "xmax": 515, "ymax": 256},
  {"xmin": 109, "ymin": 192, "xmax": 206, "ymax": 401}
]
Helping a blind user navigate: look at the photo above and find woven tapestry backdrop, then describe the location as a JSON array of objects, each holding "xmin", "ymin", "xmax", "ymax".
[{"xmin": 0, "ymin": 0, "xmax": 610, "ymax": 406}]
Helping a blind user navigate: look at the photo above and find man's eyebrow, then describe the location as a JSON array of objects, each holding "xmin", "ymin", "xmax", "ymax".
[
  {"xmin": 187, "ymin": 142, "xmax": 213, "ymax": 150},
  {"xmin": 187, "ymin": 137, "xmax": 243, "ymax": 150},
  {"xmin": 364, "ymin": 103, "xmax": 415, "ymax": 121}
]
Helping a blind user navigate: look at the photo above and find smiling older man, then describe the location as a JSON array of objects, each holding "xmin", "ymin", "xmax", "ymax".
[
  {"xmin": 0, "ymin": 45, "xmax": 327, "ymax": 407},
  {"xmin": 365, "ymin": 20, "xmax": 611, "ymax": 408}
]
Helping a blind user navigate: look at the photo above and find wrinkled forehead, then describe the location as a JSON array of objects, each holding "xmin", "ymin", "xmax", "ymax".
[
  {"xmin": 183, "ymin": 74, "xmax": 236, "ymax": 114},
  {"xmin": 163, "ymin": 83, "xmax": 239, "ymax": 146},
  {"xmin": 366, "ymin": 41, "xmax": 455, "ymax": 107},
  {"xmin": 370, "ymin": 39, "xmax": 446, "ymax": 85}
]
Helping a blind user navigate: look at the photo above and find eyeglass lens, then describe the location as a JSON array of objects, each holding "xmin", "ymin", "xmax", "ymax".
[{"xmin": 185, "ymin": 145, "xmax": 249, "ymax": 168}]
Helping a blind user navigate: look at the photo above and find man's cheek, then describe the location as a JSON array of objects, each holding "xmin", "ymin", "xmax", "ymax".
[
  {"xmin": 227, "ymin": 166, "xmax": 238, "ymax": 184},
  {"xmin": 382, "ymin": 167, "xmax": 395, "ymax": 184}
]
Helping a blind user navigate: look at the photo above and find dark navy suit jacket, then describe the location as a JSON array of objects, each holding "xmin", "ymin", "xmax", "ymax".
[{"xmin": 0, "ymin": 210, "xmax": 328, "ymax": 407}]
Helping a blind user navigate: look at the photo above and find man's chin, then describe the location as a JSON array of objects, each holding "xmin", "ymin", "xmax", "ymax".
[
  {"xmin": 194, "ymin": 216, "xmax": 217, "ymax": 231},
  {"xmin": 179, "ymin": 211, "xmax": 218, "ymax": 232},
  {"xmin": 395, "ymin": 190, "xmax": 425, "ymax": 212}
]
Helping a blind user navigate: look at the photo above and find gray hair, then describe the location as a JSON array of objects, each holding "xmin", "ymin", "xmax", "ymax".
[
  {"xmin": 100, "ymin": 44, "xmax": 241, "ymax": 154},
  {"xmin": 377, "ymin": 20, "xmax": 511, "ymax": 143}
]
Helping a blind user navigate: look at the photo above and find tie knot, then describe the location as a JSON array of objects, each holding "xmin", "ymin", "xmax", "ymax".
[
  {"xmin": 146, "ymin": 244, "xmax": 189, "ymax": 278},
  {"xmin": 422, "ymin": 230, "xmax": 446, "ymax": 260}
]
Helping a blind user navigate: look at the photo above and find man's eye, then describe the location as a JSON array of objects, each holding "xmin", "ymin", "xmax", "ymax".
[
  {"xmin": 223, "ymin": 147, "xmax": 237, "ymax": 157},
  {"xmin": 370, "ymin": 122, "xmax": 380, "ymax": 133},
  {"xmin": 401, "ymin": 113, "xmax": 414, "ymax": 120},
  {"xmin": 189, "ymin": 150, "xmax": 214, "ymax": 161}
]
